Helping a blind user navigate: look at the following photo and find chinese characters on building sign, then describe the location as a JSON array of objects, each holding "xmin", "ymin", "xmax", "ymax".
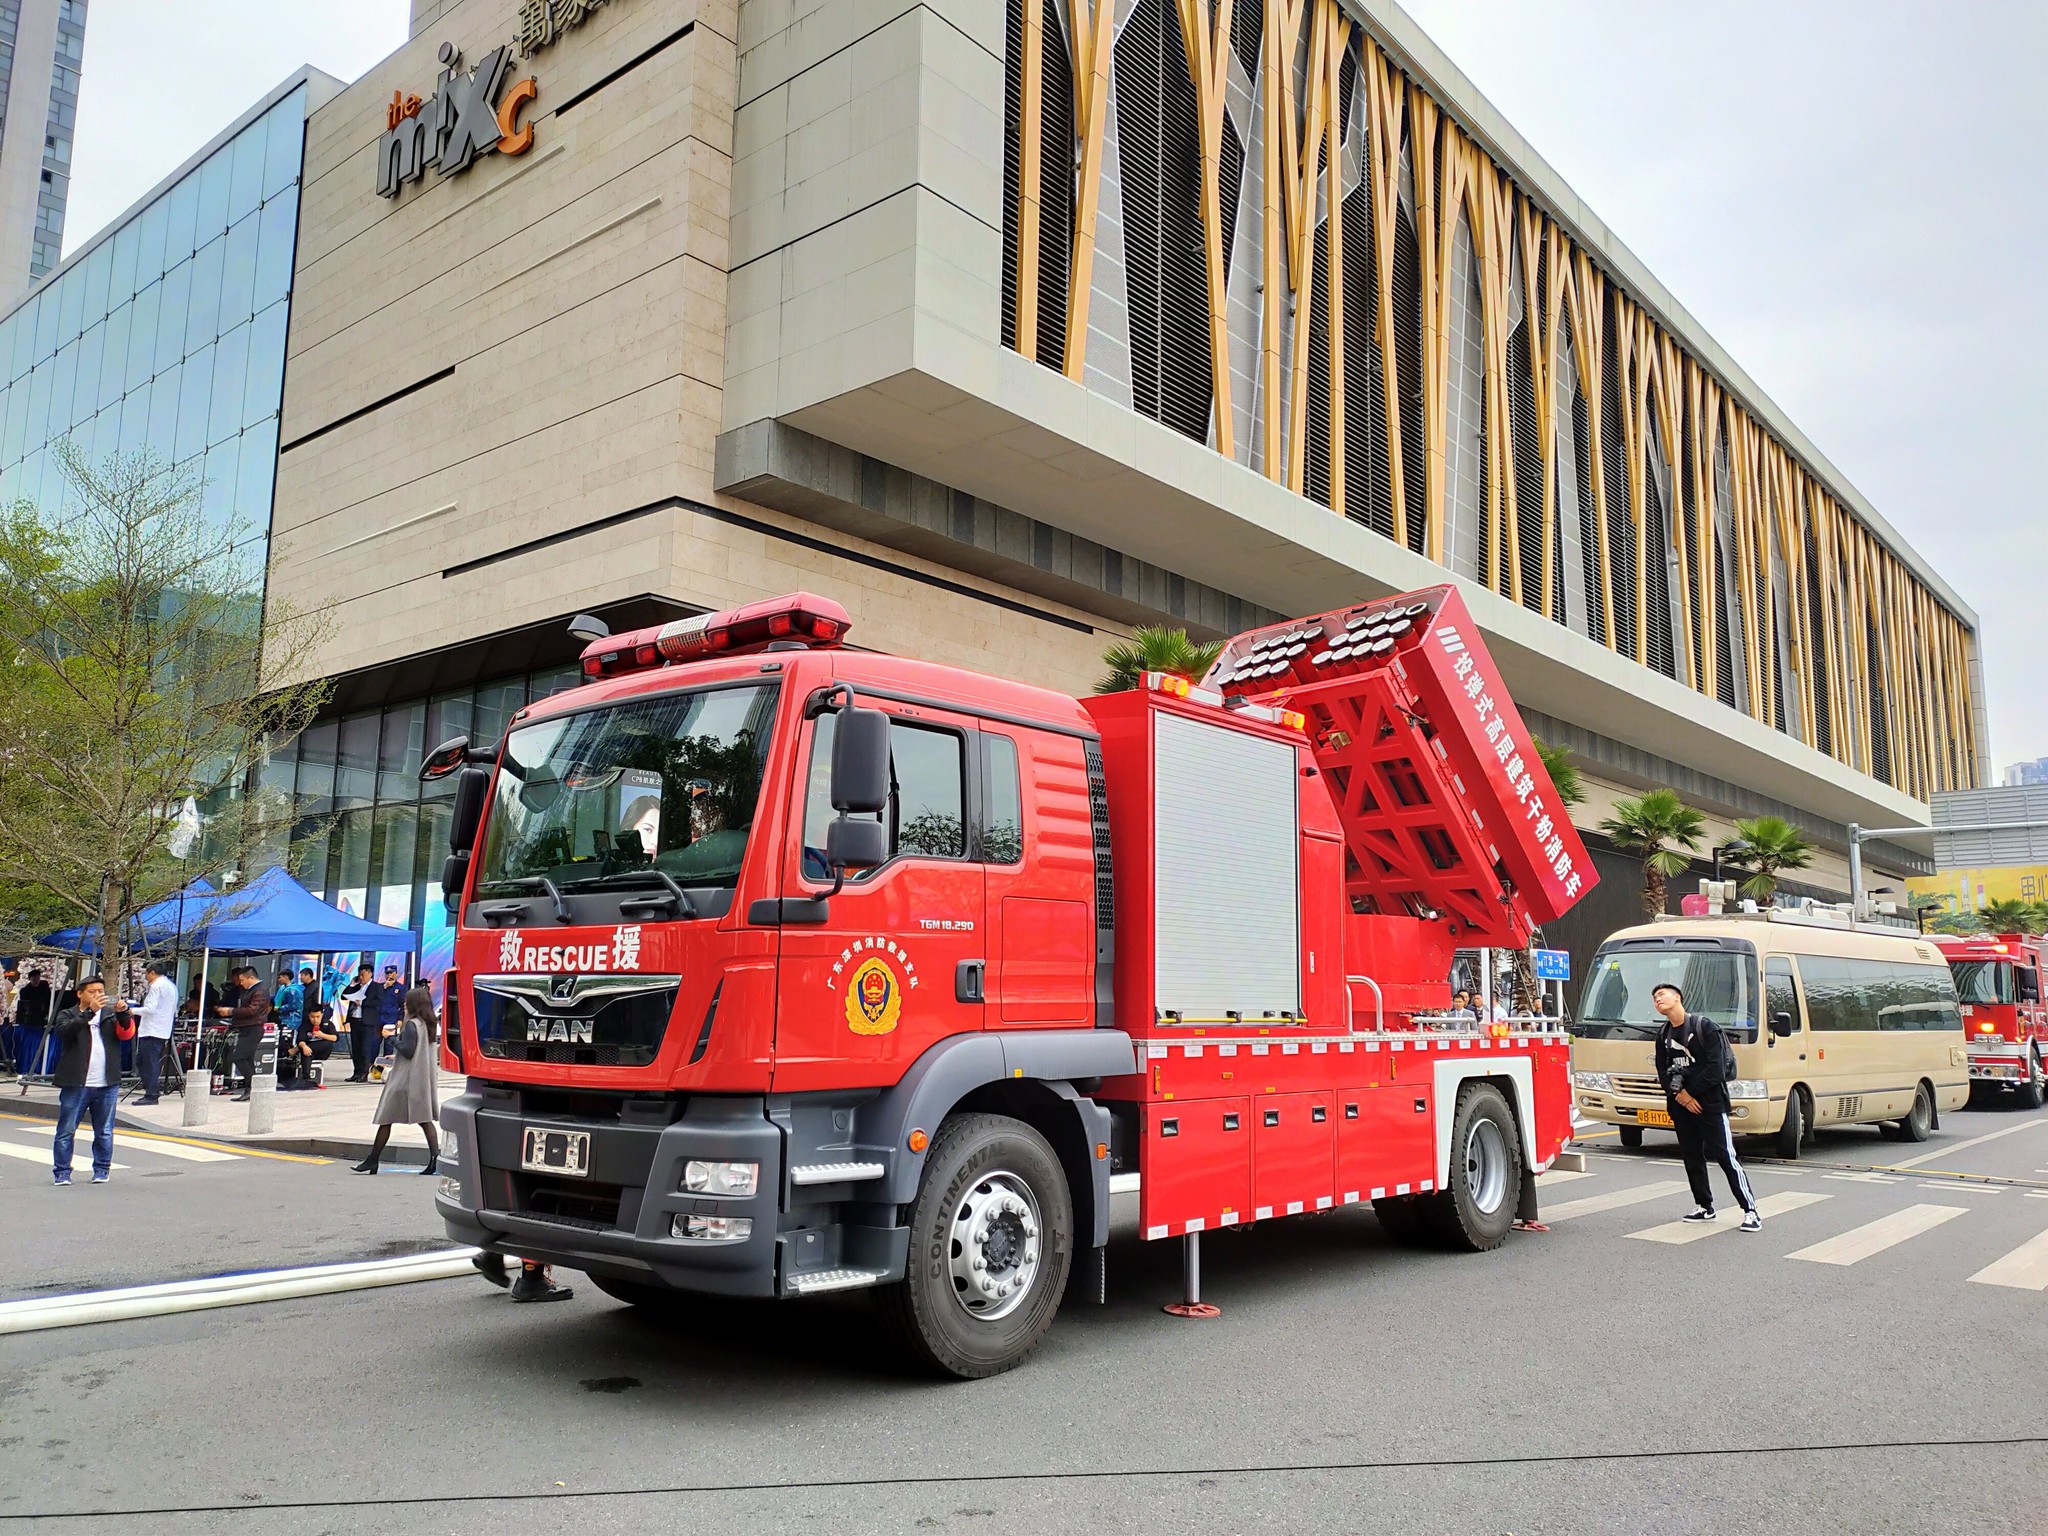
[
  {"xmin": 376, "ymin": 40, "xmax": 539, "ymax": 198},
  {"xmin": 517, "ymin": 0, "xmax": 614, "ymax": 57}
]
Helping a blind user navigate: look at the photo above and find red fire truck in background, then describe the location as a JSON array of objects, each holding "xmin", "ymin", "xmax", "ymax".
[
  {"xmin": 422, "ymin": 584, "xmax": 1594, "ymax": 1376},
  {"xmin": 1931, "ymin": 932, "xmax": 2047, "ymax": 1107}
]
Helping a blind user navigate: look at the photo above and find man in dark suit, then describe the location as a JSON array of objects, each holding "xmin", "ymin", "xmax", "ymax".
[
  {"xmin": 224, "ymin": 966, "xmax": 271, "ymax": 1103},
  {"xmin": 15, "ymin": 968, "xmax": 52, "ymax": 1075},
  {"xmin": 50, "ymin": 977, "xmax": 134, "ymax": 1185}
]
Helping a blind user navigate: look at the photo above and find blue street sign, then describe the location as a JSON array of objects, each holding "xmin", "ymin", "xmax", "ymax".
[{"xmin": 1534, "ymin": 948, "xmax": 1571, "ymax": 982}]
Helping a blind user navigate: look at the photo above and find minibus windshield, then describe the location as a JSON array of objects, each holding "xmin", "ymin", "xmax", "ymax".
[{"xmin": 1574, "ymin": 946, "xmax": 1756, "ymax": 1040}]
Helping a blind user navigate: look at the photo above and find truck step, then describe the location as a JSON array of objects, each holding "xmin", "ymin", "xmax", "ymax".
[
  {"xmin": 787, "ymin": 1266, "xmax": 890, "ymax": 1296},
  {"xmin": 789, "ymin": 1161, "xmax": 886, "ymax": 1186}
]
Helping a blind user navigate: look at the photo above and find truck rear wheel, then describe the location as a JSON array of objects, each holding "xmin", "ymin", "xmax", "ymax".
[
  {"xmin": 1421, "ymin": 1083, "xmax": 1522, "ymax": 1252},
  {"xmin": 878, "ymin": 1113, "xmax": 1073, "ymax": 1380},
  {"xmin": 2018, "ymin": 1051, "xmax": 2045, "ymax": 1111}
]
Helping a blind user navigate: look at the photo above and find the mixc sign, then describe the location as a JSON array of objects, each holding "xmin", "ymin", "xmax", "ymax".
[{"xmin": 374, "ymin": 1, "xmax": 628, "ymax": 198}]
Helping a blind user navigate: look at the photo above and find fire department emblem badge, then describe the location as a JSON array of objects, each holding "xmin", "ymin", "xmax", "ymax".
[{"xmin": 845, "ymin": 956, "xmax": 903, "ymax": 1036}]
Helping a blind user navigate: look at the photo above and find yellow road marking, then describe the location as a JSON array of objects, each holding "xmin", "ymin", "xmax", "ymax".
[{"xmin": 0, "ymin": 1112, "xmax": 329, "ymax": 1165}]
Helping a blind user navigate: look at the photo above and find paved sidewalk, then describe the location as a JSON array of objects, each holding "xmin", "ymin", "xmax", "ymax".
[{"xmin": 4, "ymin": 1070, "xmax": 463, "ymax": 1162}]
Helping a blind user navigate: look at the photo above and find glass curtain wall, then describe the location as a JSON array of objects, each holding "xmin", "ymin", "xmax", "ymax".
[
  {"xmin": 271, "ymin": 666, "xmax": 587, "ymax": 989},
  {"xmin": 0, "ymin": 82, "xmax": 306, "ymax": 580}
]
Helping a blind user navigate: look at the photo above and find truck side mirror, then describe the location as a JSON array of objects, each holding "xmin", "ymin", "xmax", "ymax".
[
  {"xmin": 825, "ymin": 816, "xmax": 888, "ymax": 874},
  {"xmin": 830, "ymin": 706, "xmax": 890, "ymax": 813},
  {"xmin": 441, "ymin": 851, "xmax": 470, "ymax": 914},
  {"xmin": 450, "ymin": 766, "xmax": 491, "ymax": 855},
  {"xmin": 1770, "ymin": 1010, "xmax": 1795, "ymax": 1038}
]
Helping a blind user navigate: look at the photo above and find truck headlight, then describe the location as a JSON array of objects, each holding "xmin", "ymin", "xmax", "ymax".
[
  {"xmin": 1726, "ymin": 1080, "xmax": 1767, "ymax": 1100},
  {"xmin": 1573, "ymin": 1071, "xmax": 1612, "ymax": 1092},
  {"xmin": 683, "ymin": 1160, "xmax": 759, "ymax": 1197},
  {"xmin": 673, "ymin": 1215, "xmax": 752, "ymax": 1241}
]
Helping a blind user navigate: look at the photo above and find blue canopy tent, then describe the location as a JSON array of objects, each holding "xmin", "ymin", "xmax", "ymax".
[
  {"xmin": 172, "ymin": 866, "xmax": 419, "ymax": 957},
  {"xmin": 42, "ymin": 876, "xmax": 218, "ymax": 955}
]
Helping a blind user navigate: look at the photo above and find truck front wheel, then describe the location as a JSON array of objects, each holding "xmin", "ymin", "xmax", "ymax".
[
  {"xmin": 879, "ymin": 1112, "xmax": 1073, "ymax": 1379},
  {"xmin": 1421, "ymin": 1083, "xmax": 1522, "ymax": 1252}
]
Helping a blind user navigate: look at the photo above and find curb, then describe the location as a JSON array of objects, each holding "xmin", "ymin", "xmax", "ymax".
[{"xmin": 3, "ymin": 1096, "xmax": 428, "ymax": 1166}]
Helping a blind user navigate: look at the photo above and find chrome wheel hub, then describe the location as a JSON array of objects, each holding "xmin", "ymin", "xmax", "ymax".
[
  {"xmin": 947, "ymin": 1170, "xmax": 1042, "ymax": 1322},
  {"xmin": 1465, "ymin": 1117, "xmax": 1510, "ymax": 1215}
]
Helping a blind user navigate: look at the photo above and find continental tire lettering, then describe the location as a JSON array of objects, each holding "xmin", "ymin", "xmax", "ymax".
[{"xmin": 496, "ymin": 76, "xmax": 537, "ymax": 155}]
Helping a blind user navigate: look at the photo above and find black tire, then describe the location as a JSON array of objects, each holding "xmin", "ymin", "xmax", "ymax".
[
  {"xmin": 1420, "ymin": 1083, "xmax": 1522, "ymax": 1252},
  {"xmin": 589, "ymin": 1273, "xmax": 675, "ymax": 1309},
  {"xmin": 1774, "ymin": 1088, "xmax": 1807, "ymax": 1160},
  {"xmin": 1895, "ymin": 1081, "xmax": 1935, "ymax": 1143},
  {"xmin": 1617, "ymin": 1124, "xmax": 1644, "ymax": 1150},
  {"xmin": 1372, "ymin": 1194, "xmax": 1432, "ymax": 1245},
  {"xmin": 878, "ymin": 1113, "xmax": 1072, "ymax": 1380},
  {"xmin": 2017, "ymin": 1051, "xmax": 2045, "ymax": 1111}
]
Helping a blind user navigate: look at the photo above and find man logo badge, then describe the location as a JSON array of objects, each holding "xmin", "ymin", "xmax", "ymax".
[
  {"xmin": 528, "ymin": 1017, "xmax": 594, "ymax": 1044},
  {"xmin": 549, "ymin": 974, "xmax": 577, "ymax": 1003}
]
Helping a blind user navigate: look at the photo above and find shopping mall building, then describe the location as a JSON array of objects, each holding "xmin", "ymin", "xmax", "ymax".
[{"xmin": 0, "ymin": 0, "xmax": 1991, "ymax": 979}]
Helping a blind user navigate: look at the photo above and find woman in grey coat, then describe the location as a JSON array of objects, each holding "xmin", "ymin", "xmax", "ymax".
[{"xmin": 351, "ymin": 986, "xmax": 440, "ymax": 1176}]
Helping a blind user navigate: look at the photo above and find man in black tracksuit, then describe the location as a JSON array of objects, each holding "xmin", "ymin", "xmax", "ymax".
[{"xmin": 1652, "ymin": 982, "xmax": 1761, "ymax": 1232}]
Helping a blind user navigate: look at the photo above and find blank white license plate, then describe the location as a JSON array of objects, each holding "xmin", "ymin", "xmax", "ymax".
[{"xmin": 521, "ymin": 1127, "xmax": 590, "ymax": 1178}]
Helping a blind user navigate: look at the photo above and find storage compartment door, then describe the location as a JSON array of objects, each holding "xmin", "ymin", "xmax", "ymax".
[{"xmin": 1153, "ymin": 712, "xmax": 1300, "ymax": 1021}]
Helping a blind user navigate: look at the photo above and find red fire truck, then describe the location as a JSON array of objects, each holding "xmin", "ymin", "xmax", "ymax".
[
  {"xmin": 1931, "ymin": 932, "xmax": 2047, "ymax": 1107},
  {"xmin": 423, "ymin": 584, "xmax": 1594, "ymax": 1376}
]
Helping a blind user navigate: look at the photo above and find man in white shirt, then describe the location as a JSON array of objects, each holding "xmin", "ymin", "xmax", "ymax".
[
  {"xmin": 133, "ymin": 959, "xmax": 178, "ymax": 1105},
  {"xmin": 50, "ymin": 977, "xmax": 132, "ymax": 1186}
]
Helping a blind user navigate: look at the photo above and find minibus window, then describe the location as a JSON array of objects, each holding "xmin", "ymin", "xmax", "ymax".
[
  {"xmin": 1764, "ymin": 957, "xmax": 1798, "ymax": 1034},
  {"xmin": 1574, "ymin": 946, "xmax": 1756, "ymax": 1040}
]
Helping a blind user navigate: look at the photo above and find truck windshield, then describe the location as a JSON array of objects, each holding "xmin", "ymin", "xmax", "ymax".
[
  {"xmin": 474, "ymin": 684, "xmax": 778, "ymax": 901},
  {"xmin": 1948, "ymin": 960, "xmax": 2013, "ymax": 1006},
  {"xmin": 1573, "ymin": 947, "xmax": 1756, "ymax": 1040}
]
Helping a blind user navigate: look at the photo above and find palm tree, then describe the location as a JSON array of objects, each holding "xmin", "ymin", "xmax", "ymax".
[
  {"xmin": 1097, "ymin": 626, "xmax": 1225, "ymax": 694},
  {"xmin": 1725, "ymin": 815, "xmax": 1814, "ymax": 903},
  {"xmin": 1977, "ymin": 898, "xmax": 2039, "ymax": 935},
  {"xmin": 1599, "ymin": 789, "xmax": 1707, "ymax": 919}
]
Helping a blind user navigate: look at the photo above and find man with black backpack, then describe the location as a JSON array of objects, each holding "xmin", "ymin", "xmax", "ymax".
[{"xmin": 1653, "ymin": 981, "xmax": 1761, "ymax": 1232}]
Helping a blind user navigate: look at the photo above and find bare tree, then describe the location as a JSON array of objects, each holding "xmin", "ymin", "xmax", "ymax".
[{"xmin": 0, "ymin": 440, "xmax": 330, "ymax": 974}]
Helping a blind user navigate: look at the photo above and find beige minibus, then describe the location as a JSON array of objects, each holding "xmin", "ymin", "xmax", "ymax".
[{"xmin": 1569, "ymin": 912, "xmax": 1970, "ymax": 1158}]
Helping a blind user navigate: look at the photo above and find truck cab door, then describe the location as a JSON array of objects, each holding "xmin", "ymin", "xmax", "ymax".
[{"xmin": 769, "ymin": 700, "xmax": 986, "ymax": 1094}]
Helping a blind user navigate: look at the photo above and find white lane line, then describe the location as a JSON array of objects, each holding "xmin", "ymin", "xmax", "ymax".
[
  {"xmin": 0, "ymin": 1249, "xmax": 481, "ymax": 1335},
  {"xmin": 1969, "ymin": 1229, "xmax": 2048, "ymax": 1291},
  {"xmin": 1536, "ymin": 1168, "xmax": 1595, "ymax": 1185},
  {"xmin": 1543, "ymin": 1181, "xmax": 1687, "ymax": 1222},
  {"xmin": 1788, "ymin": 1204, "xmax": 1968, "ymax": 1266},
  {"xmin": 7, "ymin": 1123, "xmax": 233, "ymax": 1163},
  {"xmin": 1627, "ymin": 1190, "xmax": 1830, "ymax": 1245},
  {"xmin": 0, "ymin": 1140, "xmax": 127, "ymax": 1172},
  {"xmin": 1884, "ymin": 1119, "xmax": 2048, "ymax": 1170},
  {"xmin": 1822, "ymin": 1172, "xmax": 1892, "ymax": 1184},
  {"xmin": 1918, "ymin": 1181, "xmax": 2002, "ymax": 1194}
]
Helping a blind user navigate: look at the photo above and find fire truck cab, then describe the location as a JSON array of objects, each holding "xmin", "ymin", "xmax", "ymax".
[
  {"xmin": 1932, "ymin": 932, "xmax": 2047, "ymax": 1107},
  {"xmin": 425, "ymin": 589, "xmax": 1590, "ymax": 1376}
]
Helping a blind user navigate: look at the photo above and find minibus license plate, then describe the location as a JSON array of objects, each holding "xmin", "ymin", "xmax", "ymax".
[
  {"xmin": 1634, "ymin": 1108, "xmax": 1673, "ymax": 1129},
  {"xmin": 521, "ymin": 1128, "xmax": 590, "ymax": 1177}
]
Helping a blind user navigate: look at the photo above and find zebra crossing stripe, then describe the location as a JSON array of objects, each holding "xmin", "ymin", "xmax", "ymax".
[
  {"xmin": 0, "ymin": 1140, "xmax": 127, "ymax": 1171},
  {"xmin": 1626, "ymin": 1190, "xmax": 1829, "ymax": 1245},
  {"xmin": 1968, "ymin": 1229, "xmax": 2048, "ymax": 1291},
  {"xmin": 1542, "ymin": 1181, "xmax": 1686, "ymax": 1222},
  {"xmin": 1788, "ymin": 1204, "xmax": 1967, "ymax": 1266},
  {"xmin": 7, "ymin": 1124, "xmax": 233, "ymax": 1163},
  {"xmin": 1536, "ymin": 1168, "xmax": 1595, "ymax": 1185}
]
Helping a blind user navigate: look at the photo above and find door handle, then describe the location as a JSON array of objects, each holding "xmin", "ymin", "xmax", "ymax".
[{"xmin": 956, "ymin": 960, "xmax": 985, "ymax": 1004}]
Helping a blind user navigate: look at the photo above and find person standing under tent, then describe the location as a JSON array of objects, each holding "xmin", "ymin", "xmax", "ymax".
[
  {"xmin": 132, "ymin": 959, "xmax": 178, "ymax": 1105},
  {"xmin": 351, "ymin": 986, "xmax": 440, "ymax": 1175},
  {"xmin": 225, "ymin": 966, "xmax": 271, "ymax": 1103},
  {"xmin": 338, "ymin": 963, "xmax": 373, "ymax": 1082}
]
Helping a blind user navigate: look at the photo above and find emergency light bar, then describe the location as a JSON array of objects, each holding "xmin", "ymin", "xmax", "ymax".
[{"xmin": 580, "ymin": 593, "xmax": 851, "ymax": 679}]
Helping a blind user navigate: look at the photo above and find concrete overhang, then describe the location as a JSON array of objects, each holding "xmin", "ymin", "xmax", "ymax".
[{"xmin": 762, "ymin": 317, "xmax": 1932, "ymax": 837}]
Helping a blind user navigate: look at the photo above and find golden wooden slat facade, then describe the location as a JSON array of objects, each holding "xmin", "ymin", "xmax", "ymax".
[{"xmin": 1001, "ymin": 0, "xmax": 1979, "ymax": 798}]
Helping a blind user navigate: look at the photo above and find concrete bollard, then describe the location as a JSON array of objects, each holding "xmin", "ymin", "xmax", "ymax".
[
  {"xmin": 246, "ymin": 1025, "xmax": 277, "ymax": 1135},
  {"xmin": 183, "ymin": 1070, "xmax": 210, "ymax": 1127}
]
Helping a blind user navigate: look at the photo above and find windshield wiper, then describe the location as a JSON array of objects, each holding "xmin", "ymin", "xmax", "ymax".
[
  {"xmin": 481, "ymin": 875, "xmax": 572, "ymax": 923},
  {"xmin": 562, "ymin": 868, "xmax": 698, "ymax": 918}
]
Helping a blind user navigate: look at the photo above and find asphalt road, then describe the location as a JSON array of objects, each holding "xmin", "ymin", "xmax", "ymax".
[{"xmin": 4, "ymin": 1102, "xmax": 2046, "ymax": 1534}]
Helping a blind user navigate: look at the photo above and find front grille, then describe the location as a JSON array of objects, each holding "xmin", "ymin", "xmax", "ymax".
[
  {"xmin": 471, "ymin": 973, "xmax": 679, "ymax": 1068},
  {"xmin": 1611, "ymin": 1074, "xmax": 1663, "ymax": 1099},
  {"xmin": 521, "ymin": 1177, "xmax": 624, "ymax": 1228}
]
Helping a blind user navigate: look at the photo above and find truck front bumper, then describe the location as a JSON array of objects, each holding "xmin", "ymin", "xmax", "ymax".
[
  {"xmin": 1969, "ymin": 1047, "xmax": 2028, "ymax": 1083},
  {"xmin": 435, "ymin": 1084, "xmax": 905, "ymax": 1298}
]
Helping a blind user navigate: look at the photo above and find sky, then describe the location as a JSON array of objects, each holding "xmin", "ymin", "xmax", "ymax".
[{"xmin": 58, "ymin": 0, "xmax": 2048, "ymax": 776}]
